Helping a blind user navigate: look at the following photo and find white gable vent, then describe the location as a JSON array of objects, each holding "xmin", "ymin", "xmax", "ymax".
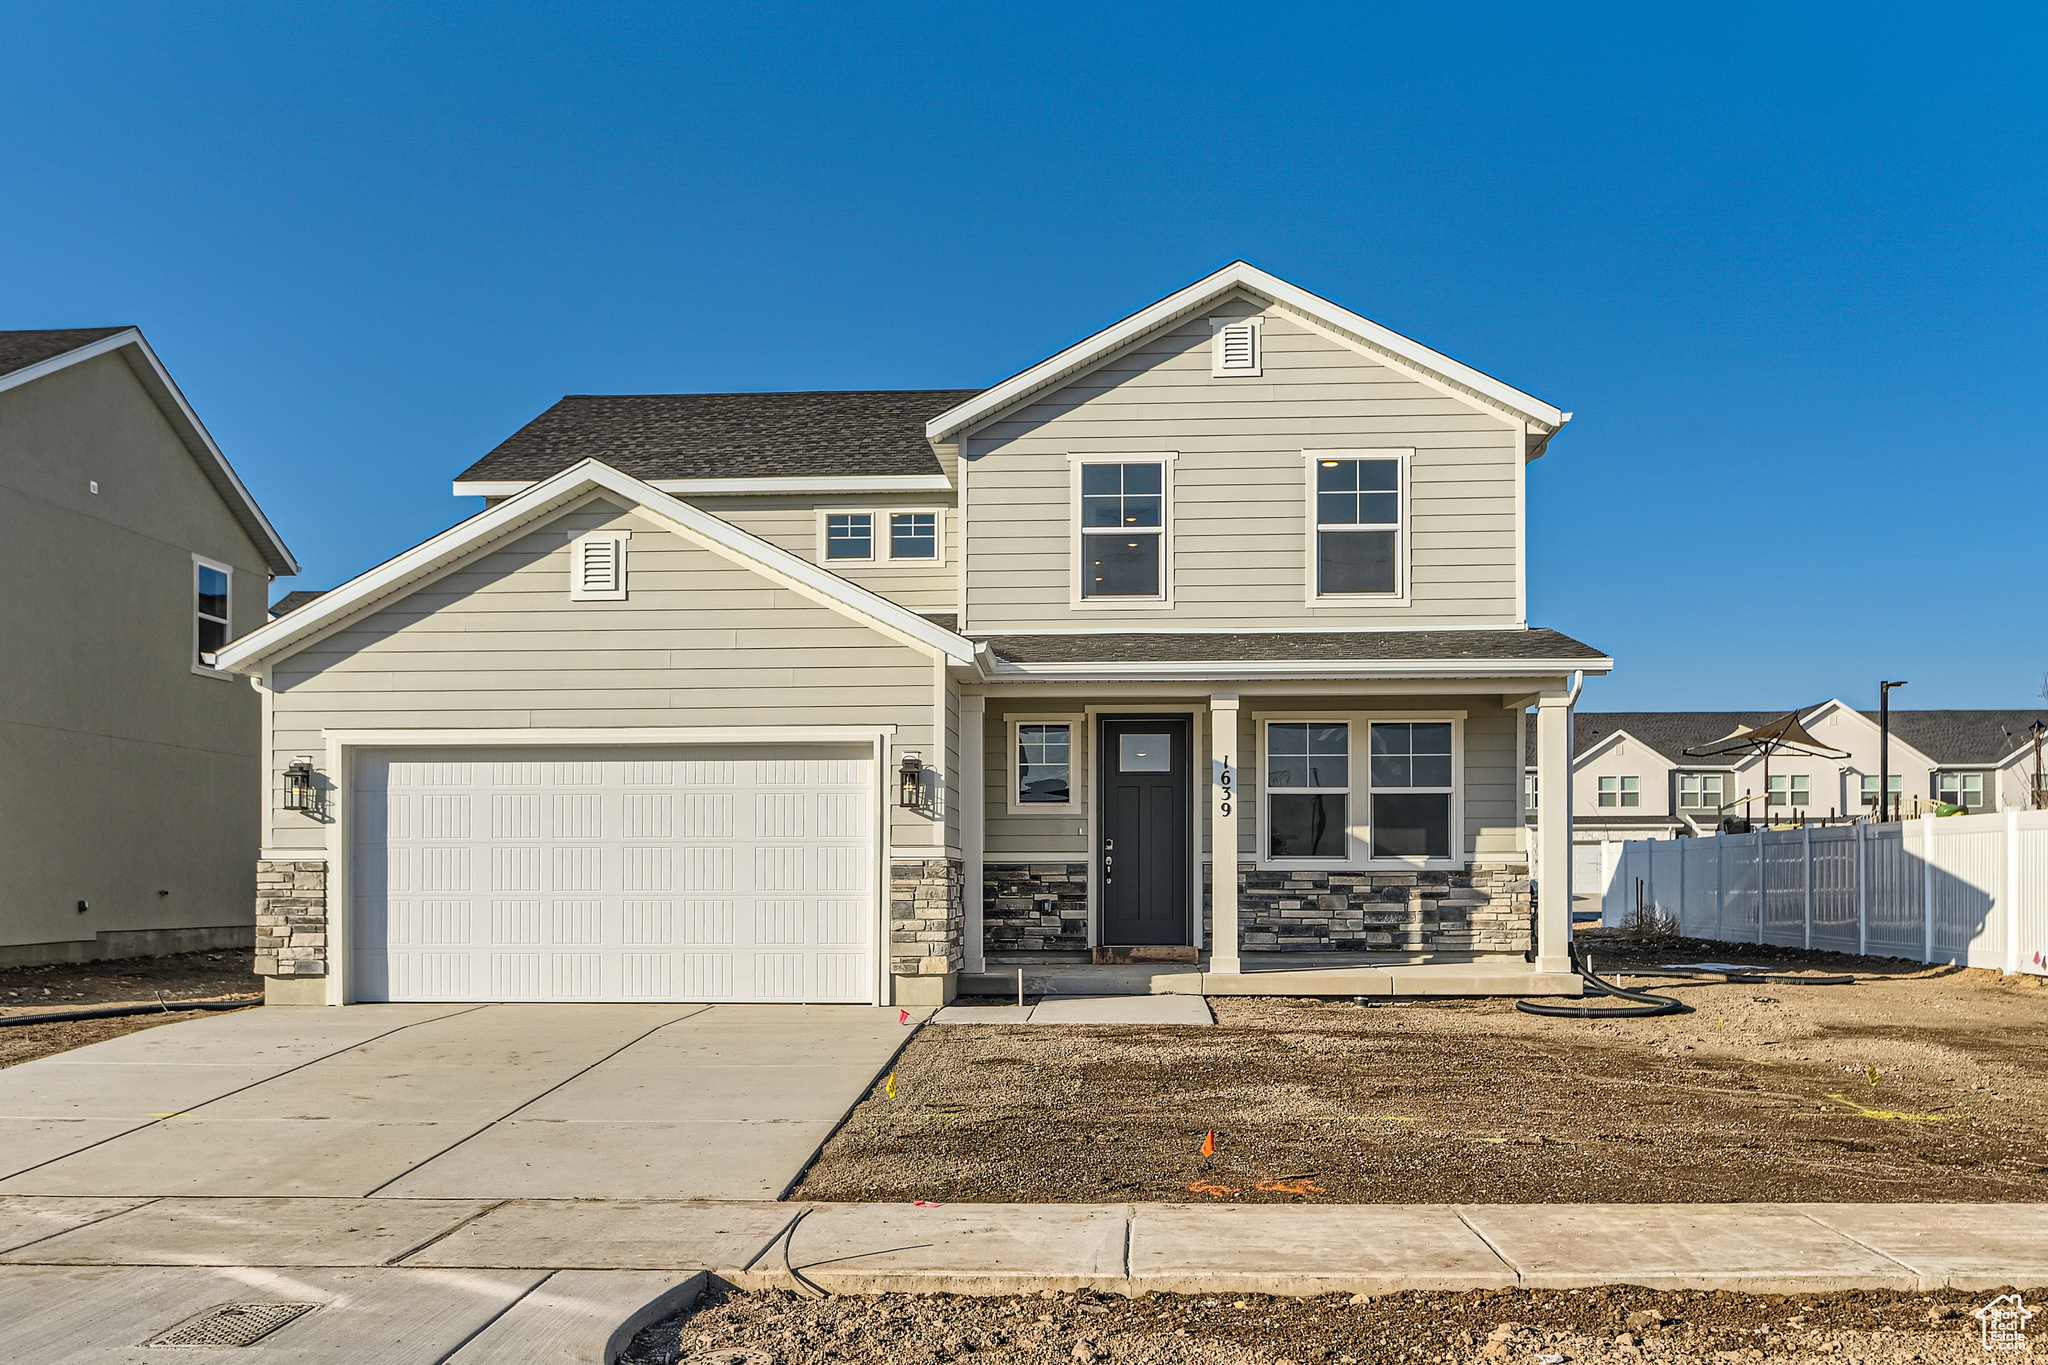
[
  {"xmin": 570, "ymin": 531, "xmax": 630, "ymax": 601},
  {"xmin": 1210, "ymin": 316, "xmax": 1263, "ymax": 377}
]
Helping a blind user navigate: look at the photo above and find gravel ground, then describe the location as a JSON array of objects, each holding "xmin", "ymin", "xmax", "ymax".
[
  {"xmin": 622, "ymin": 1283, "xmax": 2043, "ymax": 1364},
  {"xmin": 0, "ymin": 949, "xmax": 260, "ymax": 1068},
  {"xmin": 794, "ymin": 937, "xmax": 2048, "ymax": 1204}
]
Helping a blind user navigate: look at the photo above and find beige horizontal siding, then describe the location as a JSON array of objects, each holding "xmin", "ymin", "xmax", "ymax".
[
  {"xmin": 704, "ymin": 497, "xmax": 958, "ymax": 613},
  {"xmin": 962, "ymin": 295, "xmax": 1522, "ymax": 632},
  {"xmin": 266, "ymin": 500, "xmax": 943, "ymax": 855}
]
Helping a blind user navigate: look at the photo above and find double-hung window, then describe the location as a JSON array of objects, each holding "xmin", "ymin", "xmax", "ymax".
[
  {"xmin": 1313, "ymin": 455, "xmax": 1401, "ymax": 596},
  {"xmin": 1370, "ymin": 722, "xmax": 1453, "ymax": 858},
  {"xmin": 1937, "ymin": 771, "xmax": 1983, "ymax": 810},
  {"xmin": 1525, "ymin": 772, "xmax": 1538, "ymax": 811},
  {"xmin": 1766, "ymin": 774, "xmax": 1810, "ymax": 808},
  {"xmin": 825, "ymin": 513, "xmax": 874, "ymax": 561},
  {"xmin": 1860, "ymin": 774, "xmax": 1902, "ymax": 808},
  {"xmin": 1597, "ymin": 776, "xmax": 1640, "ymax": 808},
  {"xmin": 890, "ymin": 512, "xmax": 938, "ymax": 560},
  {"xmin": 194, "ymin": 557, "xmax": 231, "ymax": 669},
  {"xmin": 1016, "ymin": 723, "xmax": 1071, "ymax": 805},
  {"xmin": 1079, "ymin": 462, "xmax": 1164, "ymax": 598},
  {"xmin": 1267, "ymin": 723, "xmax": 1349, "ymax": 859},
  {"xmin": 1678, "ymin": 773, "xmax": 1725, "ymax": 811}
]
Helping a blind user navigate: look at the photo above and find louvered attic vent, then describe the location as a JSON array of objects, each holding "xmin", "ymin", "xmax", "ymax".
[
  {"xmin": 570, "ymin": 531, "xmax": 630, "ymax": 600},
  {"xmin": 1211, "ymin": 317, "xmax": 1262, "ymax": 377}
]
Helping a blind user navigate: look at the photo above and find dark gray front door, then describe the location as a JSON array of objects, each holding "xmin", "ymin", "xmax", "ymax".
[{"xmin": 1098, "ymin": 718, "xmax": 1191, "ymax": 945}]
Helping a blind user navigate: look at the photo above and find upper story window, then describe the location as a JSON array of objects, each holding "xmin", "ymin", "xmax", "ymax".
[
  {"xmin": 1678, "ymin": 773, "xmax": 1725, "ymax": 810},
  {"xmin": 1313, "ymin": 454, "xmax": 1403, "ymax": 597},
  {"xmin": 1937, "ymin": 771, "xmax": 1984, "ymax": 810},
  {"xmin": 1597, "ymin": 776, "xmax": 1640, "ymax": 808},
  {"xmin": 194, "ymin": 557, "xmax": 231, "ymax": 669},
  {"xmin": 1079, "ymin": 461, "xmax": 1164, "ymax": 599},
  {"xmin": 825, "ymin": 513, "xmax": 874, "ymax": 561},
  {"xmin": 890, "ymin": 512, "xmax": 938, "ymax": 560}
]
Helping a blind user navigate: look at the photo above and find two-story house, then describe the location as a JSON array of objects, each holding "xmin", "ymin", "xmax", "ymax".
[
  {"xmin": 215, "ymin": 263, "xmax": 1609, "ymax": 1007},
  {"xmin": 0, "ymin": 328, "xmax": 298, "ymax": 966}
]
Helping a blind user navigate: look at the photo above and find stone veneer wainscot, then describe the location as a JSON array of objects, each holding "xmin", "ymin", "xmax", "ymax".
[
  {"xmin": 1203, "ymin": 861, "xmax": 1533, "ymax": 955},
  {"xmin": 254, "ymin": 859, "xmax": 329, "ymax": 977},
  {"xmin": 982, "ymin": 862, "xmax": 1089, "ymax": 952},
  {"xmin": 890, "ymin": 857, "xmax": 965, "ymax": 981}
]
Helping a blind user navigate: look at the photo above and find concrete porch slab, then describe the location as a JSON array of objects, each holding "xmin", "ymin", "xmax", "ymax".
[
  {"xmin": 0, "ymin": 1197, "xmax": 496, "ymax": 1267},
  {"xmin": 403, "ymin": 1199, "xmax": 798, "ymax": 1270},
  {"xmin": 446, "ymin": 1269, "xmax": 706, "ymax": 1364},
  {"xmin": 1458, "ymin": 1204, "xmax": 1918, "ymax": 1291},
  {"xmin": 732, "ymin": 1202, "xmax": 1130, "ymax": 1295},
  {"xmin": 1128, "ymin": 1204, "xmax": 1516, "ymax": 1294},
  {"xmin": 1795, "ymin": 1203, "xmax": 2048, "ymax": 1291},
  {"xmin": 934, "ymin": 996, "xmax": 1214, "ymax": 1025},
  {"xmin": 0, "ymin": 1197, "xmax": 153, "ymax": 1256}
]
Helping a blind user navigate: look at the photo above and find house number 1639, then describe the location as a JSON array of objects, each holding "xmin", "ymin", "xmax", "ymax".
[{"xmin": 1218, "ymin": 758, "xmax": 1234, "ymax": 817}]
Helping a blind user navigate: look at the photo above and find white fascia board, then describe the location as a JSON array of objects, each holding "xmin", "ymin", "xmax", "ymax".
[
  {"xmin": 982, "ymin": 656, "xmax": 1614, "ymax": 682},
  {"xmin": 0, "ymin": 329, "xmax": 300, "ymax": 575},
  {"xmin": 453, "ymin": 473, "xmax": 954, "ymax": 498},
  {"xmin": 925, "ymin": 261, "xmax": 1568, "ymax": 443},
  {"xmin": 1576, "ymin": 727, "xmax": 1677, "ymax": 771},
  {"xmin": 217, "ymin": 458, "xmax": 974, "ymax": 672}
]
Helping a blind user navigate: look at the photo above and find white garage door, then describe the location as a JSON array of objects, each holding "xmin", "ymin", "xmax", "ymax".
[{"xmin": 351, "ymin": 745, "xmax": 877, "ymax": 1003}]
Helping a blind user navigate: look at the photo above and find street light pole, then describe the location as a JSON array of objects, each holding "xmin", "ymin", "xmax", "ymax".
[{"xmin": 1879, "ymin": 680, "xmax": 1908, "ymax": 822}]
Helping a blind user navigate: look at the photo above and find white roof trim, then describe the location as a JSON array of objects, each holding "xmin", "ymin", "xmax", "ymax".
[
  {"xmin": 0, "ymin": 329, "xmax": 299, "ymax": 575},
  {"xmin": 979, "ymin": 654, "xmax": 1613, "ymax": 682},
  {"xmin": 217, "ymin": 459, "xmax": 975, "ymax": 672},
  {"xmin": 925, "ymin": 261, "xmax": 1568, "ymax": 443},
  {"xmin": 453, "ymin": 473, "xmax": 954, "ymax": 498}
]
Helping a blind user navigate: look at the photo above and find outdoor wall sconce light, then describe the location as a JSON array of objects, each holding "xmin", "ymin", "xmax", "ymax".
[
  {"xmin": 283, "ymin": 757, "xmax": 317, "ymax": 812},
  {"xmin": 898, "ymin": 754, "xmax": 924, "ymax": 809}
]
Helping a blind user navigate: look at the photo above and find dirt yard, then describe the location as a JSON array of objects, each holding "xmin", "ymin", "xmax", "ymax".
[
  {"xmin": 0, "ymin": 949, "xmax": 260, "ymax": 1068},
  {"xmin": 622, "ymin": 1282, "xmax": 2041, "ymax": 1365},
  {"xmin": 793, "ymin": 937, "xmax": 2048, "ymax": 1205}
]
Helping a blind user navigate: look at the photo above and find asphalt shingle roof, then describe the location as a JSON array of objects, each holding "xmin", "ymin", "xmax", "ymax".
[
  {"xmin": 1532, "ymin": 709, "xmax": 2048, "ymax": 767},
  {"xmin": 269, "ymin": 590, "xmax": 330, "ymax": 618},
  {"xmin": 979, "ymin": 628, "xmax": 1606, "ymax": 665},
  {"xmin": 0, "ymin": 328, "xmax": 129, "ymax": 379},
  {"xmin": 455, "ymin": 390, "xmax": 984, "ymax": 484}
]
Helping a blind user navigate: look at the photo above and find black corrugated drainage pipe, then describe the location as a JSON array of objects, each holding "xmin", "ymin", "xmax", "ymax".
[{"xmin": 0, "ymin": 997, "xmax": 259, "ymax": 1028}]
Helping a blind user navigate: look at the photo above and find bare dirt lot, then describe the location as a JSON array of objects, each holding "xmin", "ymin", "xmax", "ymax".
[
  {"xmin": 0, "ymin": 949, "xmax": 260, "ymax": 1068},
  {"xmin": 794, "ymin": 937, "xmax": 2048, "ymax": 1205},
  {"xmin": 623, "ymin": 1282, "xmax": 2043, "ymax": 1365}
]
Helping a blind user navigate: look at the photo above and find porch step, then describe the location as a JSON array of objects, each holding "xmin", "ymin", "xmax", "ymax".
[
  {"xmin": 961, "ymin": 963, "xmax": 1196, "ymax": 998},
  {"xmin": 962, "ymin": 960, "xmax": 1584, "ymax": 1000}
]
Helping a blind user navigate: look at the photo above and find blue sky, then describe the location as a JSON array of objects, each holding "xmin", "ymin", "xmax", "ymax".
[{"xmin": 4, "ymin": 2, "xmax": 2042, "ymax": 712}]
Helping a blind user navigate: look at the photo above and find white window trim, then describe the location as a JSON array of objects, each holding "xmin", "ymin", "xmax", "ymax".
[
  {"xmin": 191, "ymin": 553, "xmax": 234, "ymax": 679},
  {"xmin": 1209, "ymin": 315, "xmax": 1264, "ymax": 377},
  {"xmin": 1678, "ymin": 772, "xmax": 1727, "ymax": 810},
  {"xmin": 1936, "ymin": 771, "xmax": 1985, "ymax": 808},
  {"xmin": 1005, "ymin": 713, "xmax": 1084, "ymax": 816},
  {"xmin": 1765, "ymin": 773, "xmax": 1811, "ymax": 808},
  {"xmin": 1303, "ymin": 449, "xmax": 1411, "ymax": 608},
  {"xmin": 1596, "ymin": 775, "xmax": 1642, "ymax": 809},
  {"xmin": 815, "ymin": 508, "xmax": 948, "ymax": 566},
  {"xmin": 1068, "ymin": 452, "xmax": 1175, "ymax": 610},
  {"xmin": 1253, "ymin": 710, "xmax": 1466, "ymax": 871},
  {"xmin": 568, "ymin": 529, "xmax": 630, "ymax": 601}
]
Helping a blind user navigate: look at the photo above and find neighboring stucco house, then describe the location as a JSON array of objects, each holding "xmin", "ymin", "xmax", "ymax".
[
  {"xmin": 1532, "ymin": 703, "xmax": 2048, "ymax": 847},
  {"xmin": 0, "ymin": 328, "xmax": 297, "ymax": 966},
  {"xmin": 216, "ymin": 262, "xmax": 1609, "ymax": 1007}
]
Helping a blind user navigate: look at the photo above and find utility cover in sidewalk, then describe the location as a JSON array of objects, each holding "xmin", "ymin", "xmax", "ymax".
[{"xmin": 148, "ymin": 1302, "xmax": 318, "ymax": 1348}]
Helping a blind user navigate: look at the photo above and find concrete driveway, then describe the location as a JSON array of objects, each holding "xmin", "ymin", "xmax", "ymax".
[
  {"xmin": 0, "ymin": 1002, "xmax": 914, "ymax": 1201},
  {"xmin": 0, "ymin": 1002, "xmax": 914, "ymax": 1362}
]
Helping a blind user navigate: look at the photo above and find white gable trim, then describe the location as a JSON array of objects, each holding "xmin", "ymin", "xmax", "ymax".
[
  {"xmin": 215, "ymin": 459, "xmax": 976, "ymax": 673},
  {"xmin": 925, "ymin": 262, "xmax": 1569, "ymax": 445},
  {"xmin": 0, "ymin": 329, "xmax": 299, "ymax": 575}
]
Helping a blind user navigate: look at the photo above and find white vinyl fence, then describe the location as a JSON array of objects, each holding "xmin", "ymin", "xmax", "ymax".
[{"xmin": 1600, "ymin": 810, "xmax": 2048, "ymax": 975}]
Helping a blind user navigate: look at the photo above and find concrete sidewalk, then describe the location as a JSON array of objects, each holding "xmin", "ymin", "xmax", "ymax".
[{"xmin": 2, "ymin": 1196, "xmax": 2044, "ymax": 1362}]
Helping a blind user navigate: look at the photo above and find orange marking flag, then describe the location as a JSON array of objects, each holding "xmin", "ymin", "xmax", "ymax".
[{"xmin": 1200, "ymin": 1129, "xmax": 1216, "ymax": 1157}]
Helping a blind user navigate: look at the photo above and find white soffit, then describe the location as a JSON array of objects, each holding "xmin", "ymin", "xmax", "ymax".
[{"xmin": 925, "ymin": 261, "xmax": 1570, "ymax": 444}]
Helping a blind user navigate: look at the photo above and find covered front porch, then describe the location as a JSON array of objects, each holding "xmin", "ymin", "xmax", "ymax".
[{"xmin": 923, "ymin": 670, "xmax": 1591, "ymax": 1004}]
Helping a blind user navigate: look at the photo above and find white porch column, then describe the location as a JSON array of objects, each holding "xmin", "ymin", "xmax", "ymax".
[
  {"xmin": 961, "ymin": 694, "xmax": 987, "ymax": 975},
  {"xmin": 1209, "ymin": 693, "xmax": 1242, "ymax": 976},
  {"xmin": 1534, "ymin": 692, "xmax": 1575, "ymax": 974}
]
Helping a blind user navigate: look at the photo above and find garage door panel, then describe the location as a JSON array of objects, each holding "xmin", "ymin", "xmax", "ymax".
[{"xmin": 355, "ymin": 745, "xmax": 876, "ymax": 1003}]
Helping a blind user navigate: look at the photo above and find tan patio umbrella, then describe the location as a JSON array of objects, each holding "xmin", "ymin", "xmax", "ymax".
[{"xmin": 1681, "ymin": 707, "xmax": 1849, "ymax": 828}]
